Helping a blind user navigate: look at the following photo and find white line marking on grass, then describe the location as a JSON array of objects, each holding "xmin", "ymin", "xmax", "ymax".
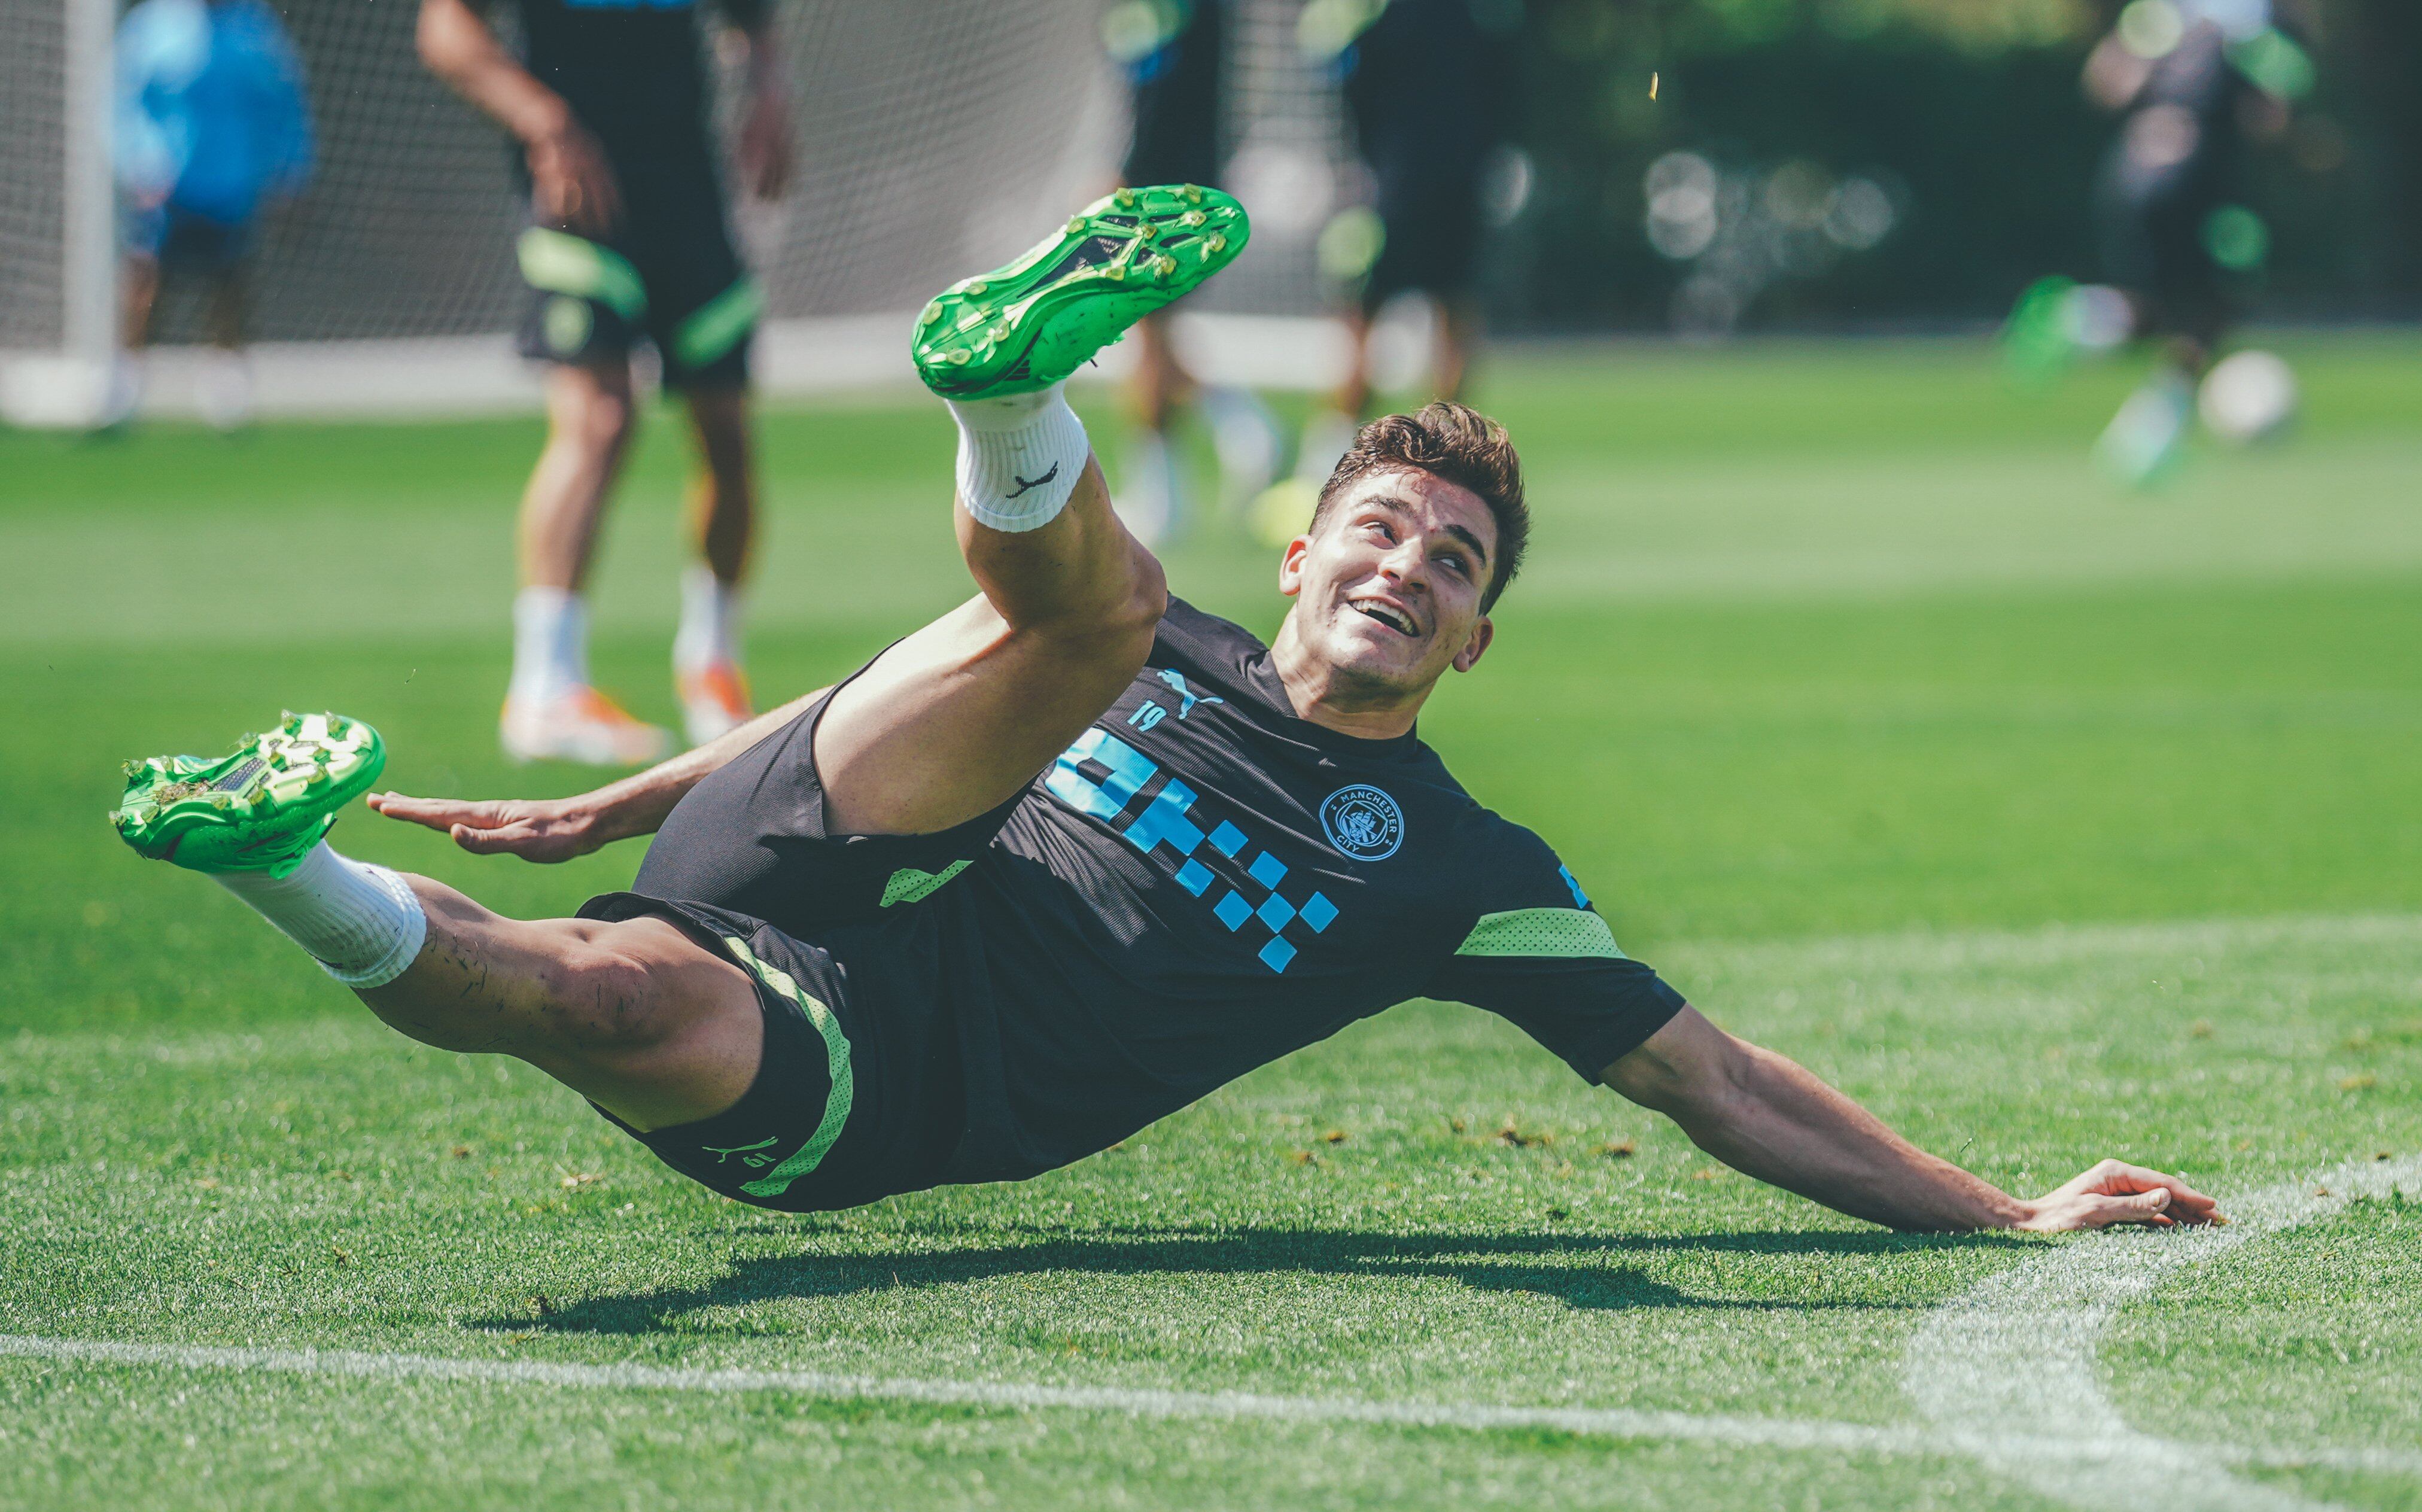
[
  {"xmin": 0, "ymin": 1328, "xmax": 2412, "ymax": 1480},
  {"xmin": 1909, "ymin": 1154, "xmax": 2422, "ymax": 1511},
  {"xmin": 0, "ymin": 1330, "xmax": 1939, "ymax": 1456}
]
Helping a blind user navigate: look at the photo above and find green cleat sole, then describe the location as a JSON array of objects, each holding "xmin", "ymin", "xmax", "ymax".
[
  {"xmin": 912, "ymin": 183, "xmax": 1249, "ymax": 400},
  {"xmin": 111, "ymin": 711, "xmax": 385, "ymax": 877}
]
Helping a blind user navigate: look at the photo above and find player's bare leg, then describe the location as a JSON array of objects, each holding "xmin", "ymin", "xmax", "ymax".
[
  {"xmin": 362, "ymin": 878, "xmax": 760, "ymax": 1128},
  {"xmin": 673, "ymin": 382, "xmax": 757, "ymax": 743},
  {"xmin": 814, "ymin": 455, "xmax": 1163, "ymax": 836},
  {"xmin": 503, "ymin": 360, "xmax": 671, "ymax": 763},
  {"xmin": 112, "ymin": 714, "xmax": 759, "ymax": 1129},
  {"xmin": 521, "ymin": 360, "xmax": 636, "ymax": 592},
  {"xmin": 814, "ymin": 184, "xmax": 1247, "ymax": 836}
]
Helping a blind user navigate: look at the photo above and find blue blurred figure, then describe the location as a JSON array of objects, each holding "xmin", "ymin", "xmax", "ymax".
[{"xmin": 114, "ymin": 0, "xmax": 315, "ymax": 427}]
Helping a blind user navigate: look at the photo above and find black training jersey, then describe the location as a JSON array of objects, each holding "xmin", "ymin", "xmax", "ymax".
[
  {"xmin": 919, "ymin": 600, "xmax": 1684, "ymax": 1186},
  {"xmin": 506, "ymin": 0, "xmax": 766, "ymax": 160}
]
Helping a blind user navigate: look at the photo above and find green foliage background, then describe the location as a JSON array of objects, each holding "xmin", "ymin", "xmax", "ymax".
[{"xmin": 1495, "ymin": 0, "xmax": 2422, "ymax": 327}]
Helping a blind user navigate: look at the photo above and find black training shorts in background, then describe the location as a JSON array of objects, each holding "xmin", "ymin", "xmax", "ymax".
[
  {"xmin": 515, "ymin": 145, "xmax": 759, "ymax": 390},
  {"xmin": 1122, "ymin": 0, "xmax": 1224, "ymax": 191}
]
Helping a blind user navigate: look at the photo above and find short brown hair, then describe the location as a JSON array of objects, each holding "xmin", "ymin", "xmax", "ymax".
[{"xmin": 1312, "ymin": 400, "xmax": 1528, "ymax": 611}]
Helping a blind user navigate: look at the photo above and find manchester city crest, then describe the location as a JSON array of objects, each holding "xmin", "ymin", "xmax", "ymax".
[{"xmin": 1320, "ymin": 784, "xmax": 1404, "ymax": 862}]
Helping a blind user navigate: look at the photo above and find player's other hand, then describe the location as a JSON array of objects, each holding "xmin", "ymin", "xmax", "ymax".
[
  {"xmin": 527, "ymin": 121, "xmax": 622, "ymax": 236},
  {"xmin": 2015, "ymin": 1160, "xmax": 2223, "ymax": 1232},
  {"xmin": 737, "ymin": 89, "xmax": 794, "ymax": 201},
  {"xmin": 367, "ymin": 792, "xmax": 603, "ymax": 863}
]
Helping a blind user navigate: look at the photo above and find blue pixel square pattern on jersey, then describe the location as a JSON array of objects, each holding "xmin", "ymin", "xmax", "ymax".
[{"xmin": 1045, "ymin": 725, "xmax": 1348, "ymax": 974}]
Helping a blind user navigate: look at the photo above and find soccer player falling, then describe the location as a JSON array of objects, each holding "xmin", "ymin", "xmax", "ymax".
[
  {"xmin": 416, "ymin": 0, "xmax": 794, "ymax": 763},
  {"xmin": 114, "ymin": 187, "xmax": 2218, "ymax": 1234}
]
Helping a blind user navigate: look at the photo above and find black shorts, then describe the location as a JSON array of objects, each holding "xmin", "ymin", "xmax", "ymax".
[
  {"xmin": 516, "ymin": 145, "xmax": 757, "ymax": 390},
  {"xmin": 581, "ymin": 682, "xmax": 1023, "ymax": 1210},
  {"xmin": 128, "ymin": 202, "xmax": 254, "ymax": 274},
  {"xmin": 1122, "ymin": 0, "xmax": 1223, "ymax": 190},
  {"xmin": 1363, "ymin": 162, "xmax": 1486, "ymax": 311}
]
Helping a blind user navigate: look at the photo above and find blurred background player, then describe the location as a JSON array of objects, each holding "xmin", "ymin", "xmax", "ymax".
[
  {"xmin": 1102, "ymin": 0, "xmax": 1280, "ymax": 545},
  {"xmin": 1263, "ymin": 0, "xmax": 1517, "ymax": 543},
  {"xmin": 112, "ymin": 0, "xmax": 315, "ymax": 431},
  {"xmin": 418, "ymin": 0, "xmax": 793, "ymax": 764},
  {"xmin": 2010, "ymin": 0, "xmax": 2315, "ymax": 485}
]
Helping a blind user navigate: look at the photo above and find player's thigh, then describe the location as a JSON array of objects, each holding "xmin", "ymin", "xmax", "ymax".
[
  {"xmin": 513, "ymin": 914, "xmax": 765, "ymax": 1133},
  {"xmin": 814, "ymin": 591, "xmax": 1151, "ymax": 836}
]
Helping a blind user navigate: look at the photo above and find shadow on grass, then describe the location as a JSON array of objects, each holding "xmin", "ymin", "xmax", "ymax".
[{"xmin": 472, "ymin": 1225, "xmax": 2028, "ymax": 1335}]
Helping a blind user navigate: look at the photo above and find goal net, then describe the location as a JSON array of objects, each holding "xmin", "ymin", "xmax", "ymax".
[{"xmin": 1, "ymin": 0, "xmax": 1354, "ymax": 424}]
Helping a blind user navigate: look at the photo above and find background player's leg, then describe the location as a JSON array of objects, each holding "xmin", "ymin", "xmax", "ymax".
[
  {"xmin": 1119, "ymin": 313, "xmax": 1191, "ymax": 545},
  {"xmin": 503, "ymin": 360, "xmax": 671, "ymax": 762},
  {"xmin": 674, "ymin": 382, "xmax": 757, "ymax": 742},
  {"xmin": 520, "ymin": 360, "xmax": 635, "ymax": 595},
  {"xmin": 198, "ymin": 263, "xmax": 255, "ymax": 431}
]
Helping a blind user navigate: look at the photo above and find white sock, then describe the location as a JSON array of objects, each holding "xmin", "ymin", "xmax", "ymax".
[
  {"xmin": 212, "ymin": 842, "xmax": 428, "ymax": 989},
  {"xmin": 947, "ymin": 382, "xmax": 1090, "ymax": 533},
  {"xmin": 510, "ymin": 586, "xmax": 588, "ymax": 707},
  {"xmin": 673, "ymin": 564, "xmax": 743, "ymax": 675}
]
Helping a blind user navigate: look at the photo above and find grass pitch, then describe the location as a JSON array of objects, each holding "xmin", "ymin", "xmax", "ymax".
[{"xmin": 3, "ymin": 334, "xmax": 2420, "ymax": 1510}]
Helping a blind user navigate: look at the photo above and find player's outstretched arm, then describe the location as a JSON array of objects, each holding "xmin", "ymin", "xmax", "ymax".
[
  {"xmin": 1601, "ymin": 1006, "xmax": 2223, "ymax": 1233},
  {"xmin": 370, "ymin": 684, "xmax": 830, "ymax": 861},
  {"xmin": 416, "ymin": 0, "xmax": 620, "ymax": 234}
]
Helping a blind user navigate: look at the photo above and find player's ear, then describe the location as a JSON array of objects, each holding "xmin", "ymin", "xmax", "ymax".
[
  {"xmin": 1452, "ymin": 614, "xmax": 1494, "ymax": 674},
  {"xmin": 1277, "ymin": 534, "xmax": 1312, "ymax": 598}
]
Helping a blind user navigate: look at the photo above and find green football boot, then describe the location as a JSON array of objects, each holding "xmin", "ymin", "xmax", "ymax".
[
  {"xmin": 110, "ymin": 711, "xmax": 385, "ymax": 877},
  {"xmin": 912, "ymin": 183, "xmax": 1249, "ymax": 400}
]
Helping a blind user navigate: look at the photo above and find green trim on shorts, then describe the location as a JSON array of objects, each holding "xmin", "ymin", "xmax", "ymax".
[
  {"xmin": 880, "ymin": 859, "xmax": 972, "ymax": 908},
  {"xmin": 720, "ymin": 935, "xmax": 854, "ymax": 1196},
  {"xmin": 516, "ymin": 227, "xmax": 647, "ymax": 321},
  {"xmin": 1454, "ymin": 908, "xmax": 1627, "ymax": 960},
  {"xmin": 674, "ymin": 276, "xmax": 761, "ymax": 369}
]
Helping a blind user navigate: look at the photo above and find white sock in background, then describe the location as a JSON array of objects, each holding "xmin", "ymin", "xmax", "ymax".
[
  {"xmin": 196, "ymin": 351, "xmax": 254, "ymax": 432},
  {"xmin": 1115, "ymin": 427, "xmax": 1185, "ymax": 547},
  {"xmin": 510, "ymin": 585, "xmax": 588, "ymax": 707},
  {"xmin": 947, "ymin": 381, "xmax": 1090, "ymax": 533},
  {"xmin": 673, "ymin": 564, "xmax": 744, "ymax": 675},
  {"xmin": 211, "ymin": 842, "xmax": 428, "ymax": 989},
  {"xmin": 1294, "ymin": 408, "xmax": 1362, "ymax": 488},
  {"xmin": 1198, "ymin": 384, "xmax": 1283, "ymax": 512}
]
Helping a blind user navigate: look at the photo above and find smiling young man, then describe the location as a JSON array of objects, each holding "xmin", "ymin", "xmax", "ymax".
[{"xmin": 113, "ymin": 187, "xmax": 2216, "ymax": 1234}]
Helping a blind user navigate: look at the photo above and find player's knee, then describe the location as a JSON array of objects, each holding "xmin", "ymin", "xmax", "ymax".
[
  {"xmin": 556, "ymin": 387, "xmax": 635, "ymax": 460},
  {"xmin": 532, "ymin": 932, "xmax": 676, "ymax": 1054}
]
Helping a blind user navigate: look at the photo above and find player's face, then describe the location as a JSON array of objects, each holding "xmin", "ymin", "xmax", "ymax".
[{"xmin": 1279, "ymin": 468, "xmax": 1498, "ymax": 695}]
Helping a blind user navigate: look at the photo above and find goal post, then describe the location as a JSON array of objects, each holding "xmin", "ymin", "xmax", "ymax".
[{"xmin": 1, "ymin": 0, "xmax": 119, "ymax": 427}]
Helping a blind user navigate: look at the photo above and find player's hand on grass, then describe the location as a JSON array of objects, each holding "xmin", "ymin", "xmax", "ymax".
[
  {"xmin": 527, "ymin": 121, "xmax": 622, "ymax": 236},
  {"xmin": 2015, "ymin": 1160, "xmax": 2223, "ymax": 1232},
  {"xmin": 367, "ymin": 792, "xmax": 603, "ymax": 863}
]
